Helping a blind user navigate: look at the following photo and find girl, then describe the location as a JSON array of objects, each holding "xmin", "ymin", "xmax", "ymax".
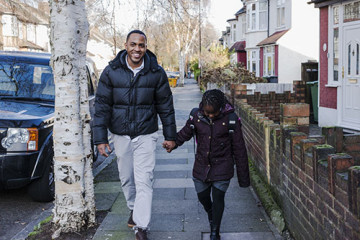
[{"xmin": 164, "ymin": 89, "xmax": 250, "ymax": 240}]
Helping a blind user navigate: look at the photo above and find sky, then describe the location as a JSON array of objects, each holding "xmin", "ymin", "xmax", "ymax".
[
  {"xmin": 114, "ymin": 0, "xmax": 243, "ymax": 37},
  {"xmin": 208, "ymin": 0, "xmax": 243, "ymax": 34}
]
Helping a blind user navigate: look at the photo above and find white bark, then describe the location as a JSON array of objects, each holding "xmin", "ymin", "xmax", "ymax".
[{"xmin": 50, "ymin": 0, "xmax": 95, "ymax": 237}]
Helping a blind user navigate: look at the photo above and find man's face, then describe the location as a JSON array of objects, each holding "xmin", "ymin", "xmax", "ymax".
[{"xmin": 125, "ymin": 33, "xmax": 147, "ymax": 68}]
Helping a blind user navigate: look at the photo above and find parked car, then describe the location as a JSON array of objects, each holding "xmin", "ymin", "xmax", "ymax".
[{"xmin": 0, "ymin": 51, "xmax": 99, "ymax": 202}]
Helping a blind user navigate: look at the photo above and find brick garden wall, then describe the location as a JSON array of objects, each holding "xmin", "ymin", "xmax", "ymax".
[
  {"xmin": 234, "ymin": 100, "xmax": 360, "ymax": 240},
  {"xmin": 229, "ymin": 81, "xmax": 306, "ymax": 123}
]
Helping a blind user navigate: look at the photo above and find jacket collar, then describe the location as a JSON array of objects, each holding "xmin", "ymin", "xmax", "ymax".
[{"xmin": 108, "ymin": 49, "xmax": 160, "ymax": 74}]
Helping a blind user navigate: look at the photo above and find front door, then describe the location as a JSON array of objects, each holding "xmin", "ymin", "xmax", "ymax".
[{"xmin": 341, "ymin": 25, "xmax": 360, "ymax": 130}]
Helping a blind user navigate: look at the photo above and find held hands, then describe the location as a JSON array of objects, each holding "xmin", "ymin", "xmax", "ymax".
[
  {"xmin": 97, "ymin": 143, "xmax": 112, "ymax": 157},
  {"xmin": 162, "ymin": 140, "xmax": 176, "ymax": 153}
]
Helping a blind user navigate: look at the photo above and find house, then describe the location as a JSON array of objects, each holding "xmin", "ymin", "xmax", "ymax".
[
  {"xmin": 229, "ymin": 7, "xmax": 247, "ymax": 67},
  {"xmin": 256, "ymin": 0, "xmax": 319, "ymax": 83},
  {"xmin": 222, "ymin": 0, "xmax": 319, "ymax": 83},
  {"xmin": 0, "ymin": 0, "xmax": 49, "ymax": 51},
  {"xmin": 310, "ymin": 0, "xmax": 360, "ymax": 131},
  {"xmin": 0, "ymin": 0, "xmax": 114, "ymax": 72}
]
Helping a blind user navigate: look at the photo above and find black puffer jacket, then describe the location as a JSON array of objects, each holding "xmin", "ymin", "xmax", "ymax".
[
  {"xmin": 93, "ymin": 49, "xmax": 176, "ymax": 144},
  {"xmin": 176, "ymin": 103, "xmax": 250, "ymax": 187}
]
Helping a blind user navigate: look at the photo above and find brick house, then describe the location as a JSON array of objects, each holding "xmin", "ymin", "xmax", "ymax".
[{"xmin": 310, "ymin": 0, "xmax": 360, "ymax": 131}]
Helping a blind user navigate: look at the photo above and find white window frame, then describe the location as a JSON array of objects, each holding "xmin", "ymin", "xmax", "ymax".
[
  {"xmin": 277, "ymin": 0, "xmax": 286, "ymax": 28},
  {"xmin": 328, "ymin": 4, "xmax": 343, "ymax": 86},
  {"xmin": 263, "ymin": 45, "xmax": 275, "ymax": 77},
  {"xmin": 247, "ymin": 1, "xmax": 268, "ymax": 32},
  {"xmin": 247, "ymin": 49, "xmax": 259, "ymax": 76}
]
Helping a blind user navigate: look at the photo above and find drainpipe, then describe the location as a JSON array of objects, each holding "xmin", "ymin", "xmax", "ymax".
[{"xmin": 267, "ymin": 0, "xmax": 270, "ymax": 37}]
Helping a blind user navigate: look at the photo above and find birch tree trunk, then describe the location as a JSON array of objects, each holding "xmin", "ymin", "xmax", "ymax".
[{"xmin": 50, "ymin": 0, "xmax": 95, "ymax": 237}]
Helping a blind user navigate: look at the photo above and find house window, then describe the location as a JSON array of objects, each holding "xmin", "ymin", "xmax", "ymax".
[
  {"xmin": 247, "ymin": 50, "xmax": 258, "ymax": 75},
  {"xmin": 277, "ymin": 0, "xmax": 285, "ymax": 28},
  {"xmin": 344, "ymin": 1, "xmax": 360, "ymax": 22},
  {"xmin": 233, "ymin": 30, "xmax": 236, "ymax": 42},
  {"xmin": 259, "ymin": 0, "xmax": 268, "ymax": 30},
  {"xmin": 333, "ymin": 28, "xmax": 339, "ymax": 81},
  {"xmin": 263, "ymin": 46, "xmax": 275, "ymax": 76},
  {"xmin": 333, "ymin": 6, "xmax": 339, "ymax": 24},
  {"xmin": 247, "ymin": 1, "xmax": 268, "ymax": 31},
  {"xmin": 27, "ymin": 24, "xmax": 36, "ymax": 43},
  {"xmin": 233, "ymin": 24, "xmax": 236, "ymax": 29},
  {"xmin": 2, "ymin": 15, "xmax": 18, "ymax": 37}
]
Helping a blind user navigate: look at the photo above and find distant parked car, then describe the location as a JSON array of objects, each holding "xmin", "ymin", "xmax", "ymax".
[{"xmin": 0, "ymin": 51, "xmax": 99, "ymax": 202}]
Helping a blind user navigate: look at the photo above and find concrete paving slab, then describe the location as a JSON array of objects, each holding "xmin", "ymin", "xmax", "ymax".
[
  {"xmin": 155, "ymin": 164, "xmax": 193, "ymax": 171},
  {"xmin": 154, "ymin": 170, "xmax": 188, "ymax": 179},
  {"xmin": 148, "ymin": 231, "xmax": 202, "ymax": 240},
  {"xmin": 93, "ymin": 229, "xmax": 134, "ymax": 240},
  {"xmin": 94, "ymin": 182, "xmax": 121, "ymax": 194},
  {"xmin": 109, "ymin": 194, "xmax": 128, "ymax": 214},
  {"xmin": 156, "ymin": 158, "xmax": 188, "ymax": 165},
  {"xmin": 95, "ymin": 192, "xmax": 120, "ymax": 211},
  {"xmin": 153, "ymin": 188, "xmax": 186, "ymax": 200},
  {"xmin": 202, "ymin": 232, "xmax": 276, "ymax": 240},
  {"xmin": 149, "ymin": 214, "xmax": 184, "ymax": 231},
  {"xmin": 154, "ymin": 178, "xmax": 194, "ymax": 188},
  {"xmin": 152, "ymin": 200, "xmax": 198, "ymax": 214}
]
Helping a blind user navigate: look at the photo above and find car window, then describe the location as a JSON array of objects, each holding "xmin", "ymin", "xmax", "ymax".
[{"xmin": 0, "ymin": 61, "xmax": 54, "ymax": 100}]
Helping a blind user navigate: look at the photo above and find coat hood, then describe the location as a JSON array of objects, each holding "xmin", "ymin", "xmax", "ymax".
[
  {"xmin": 199, "ymin": 100, "xmax": 235, "ymax": 116},
  {"xmin": 108, "ymin": 49, "xmax": 161, "ymax": 73}
]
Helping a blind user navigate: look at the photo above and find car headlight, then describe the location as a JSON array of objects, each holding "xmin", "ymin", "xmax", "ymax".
[{"xmin": 1, "ymin": 128, "xmax": 38, "ymax": 151}]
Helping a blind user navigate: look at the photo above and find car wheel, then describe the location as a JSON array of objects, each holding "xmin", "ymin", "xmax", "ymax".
[{"xmin": 28, "ymin": 157, "xmax": 55, "ymax": 202}]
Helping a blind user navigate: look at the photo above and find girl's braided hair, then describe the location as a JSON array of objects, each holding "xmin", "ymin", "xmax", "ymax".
[{"xmin": 201, "ymin": 89, "xmax": 227, "ymax": 112}]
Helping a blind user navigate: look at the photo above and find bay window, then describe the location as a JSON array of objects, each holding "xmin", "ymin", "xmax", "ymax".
[
  {"xmin": 277, "ymin": 0, "xmax": 285, "ymax": 28},
  {"xmin": 247, "ymin": 0, "xmax": 268, "ymax": 31}
]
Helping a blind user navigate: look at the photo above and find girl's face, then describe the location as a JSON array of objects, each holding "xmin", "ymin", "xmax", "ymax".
[{"xmin": 203, "ymin": 105, "xmax": 220, "ymax": 120}]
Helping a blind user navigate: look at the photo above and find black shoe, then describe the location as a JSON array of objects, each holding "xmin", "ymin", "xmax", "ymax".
[
  {"xmin": 210, "ymin": 225, "xmax": 220, "ymax": 240},
  {"xmin": 128, "ymin": 210, "xmax": 136, "ymax": 228},
  {"xmin": 135, "ymin": 228, "xmax": 148, "ymax": 240}
]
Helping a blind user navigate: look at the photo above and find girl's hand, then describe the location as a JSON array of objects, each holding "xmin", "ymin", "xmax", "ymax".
[{"xmin": 162, "ymin": 141, "xmax": 176, "ymax": 153}]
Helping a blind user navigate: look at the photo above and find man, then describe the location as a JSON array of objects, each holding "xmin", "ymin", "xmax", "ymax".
[{"xmin": 93, "ymin": 30, "xmax": 176, "ymax": 240}]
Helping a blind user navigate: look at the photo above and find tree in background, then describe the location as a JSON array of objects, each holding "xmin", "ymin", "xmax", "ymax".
[
  {"xmin": 153, "ymin": 0, "xmax": 210, "ymax": 86},
  {"xmin": 50, "ymin": 0, "xmax": 95, "ymax": 237}
]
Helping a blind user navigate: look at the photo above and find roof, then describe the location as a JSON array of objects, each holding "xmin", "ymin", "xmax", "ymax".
[
  {"xmin": 235, "ymin": 7, "xmax": 246, "ymax": 16},
  {"xmin": 19, "ymin": 39, "xmax": 44, "ymax": 51},
  {"xmin": 257, "ymin": 30, "xmax": 289, "ymax": 46},
  {"xmin": 229, "ymin": 41, "xmax": 246, "ymax": 52},
  {"xmin": 308, "ymin": 0, "xmax": 343, "ymax": 8},
  {"xmin": 226, "ymin": 18, "xmax": 237, "ymax": 23}
]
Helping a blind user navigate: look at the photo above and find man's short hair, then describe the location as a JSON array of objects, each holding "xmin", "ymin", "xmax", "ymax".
[{"xmin": 126, "ymin": 30, "xmax": 147, "ymax": 42}]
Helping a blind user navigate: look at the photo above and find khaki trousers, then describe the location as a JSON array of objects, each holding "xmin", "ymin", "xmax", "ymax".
[{"xmin": 112, "ymin": 132, "xmax": 158, "ymax": 229}]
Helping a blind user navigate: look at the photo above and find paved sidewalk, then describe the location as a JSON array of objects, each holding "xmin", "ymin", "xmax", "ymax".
[{"xmin": 93, "ymin": 78, "xmax": 281, "ymax": 240}]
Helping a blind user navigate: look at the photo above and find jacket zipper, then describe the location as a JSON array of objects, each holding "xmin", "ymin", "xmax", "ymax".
[{"xmin": 206, "ymin": 118, "xmax": 213, "ymax": 180}]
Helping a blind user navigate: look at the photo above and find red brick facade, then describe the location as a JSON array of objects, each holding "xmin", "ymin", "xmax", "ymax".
[{"xmin": 319, "ymin": 6, "xmax": 337, "ymax": 109}]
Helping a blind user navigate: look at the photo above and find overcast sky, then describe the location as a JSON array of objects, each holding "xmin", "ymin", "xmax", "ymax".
[
  {"xmin": 114, "ymin": 0, "xmax": 243, "ymax": 36},
  {"xmin": 208, "ymin": 0, "xmax": 243, "ymax": 33}
]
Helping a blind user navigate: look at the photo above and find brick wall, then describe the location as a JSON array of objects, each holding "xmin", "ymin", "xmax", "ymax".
[
  {"xmin": 229, "ymin": 81, "xmax": 306, "ymax": 123},
  {"xmin": 319, "ymin": 6, "xmax": 337, "ymax": 109},
  {"xmin": 235, "ymin": 100, "xmax": 360, "ymax": 240}
]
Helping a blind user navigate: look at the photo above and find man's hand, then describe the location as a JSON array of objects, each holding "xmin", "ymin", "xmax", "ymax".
[
  {"xmin": 97, "ymin": 143, "xmax": 112, "ymax": 157},
  {"xmin": 162, "ymin": 140, "xmax": 176, "ymax": 153}
]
